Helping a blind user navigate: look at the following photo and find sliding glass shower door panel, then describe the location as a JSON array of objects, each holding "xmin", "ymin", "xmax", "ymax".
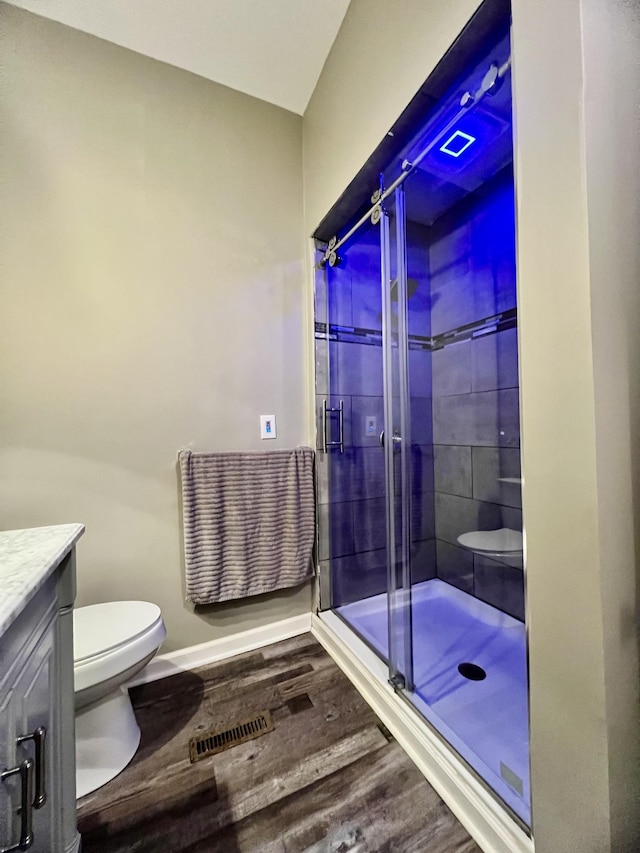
[
  {"xmin": 317, "ymin": 217, "xmax": 390, "ymax": 639},
  {"xmin": 316, "ymin": 19, "xmax": 530, "ymax": 832},
  {"xmin": 396, "ymin": 55, "xmax": 530, "ymax": 825}
]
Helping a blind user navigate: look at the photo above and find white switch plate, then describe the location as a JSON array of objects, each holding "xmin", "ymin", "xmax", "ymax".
[{"xmin": 260, "ymin": 415, "xmax": 277, "ymax": 440}]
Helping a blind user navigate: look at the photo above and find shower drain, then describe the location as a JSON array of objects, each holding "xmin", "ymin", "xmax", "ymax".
[{"xmin": 458, "ymin": 662, "xmax": 487, "ymax": 681}]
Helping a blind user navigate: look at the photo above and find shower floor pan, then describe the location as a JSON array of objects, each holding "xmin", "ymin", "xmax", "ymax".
[{"xmin": 336, "ymin": 578, "xmax": 530, "ymax": 826}]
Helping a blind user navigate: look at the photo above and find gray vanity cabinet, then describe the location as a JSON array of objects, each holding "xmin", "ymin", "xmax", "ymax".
[{"xmin": 0, "ymin": 549, "xmax": 79, "ymax": 853}]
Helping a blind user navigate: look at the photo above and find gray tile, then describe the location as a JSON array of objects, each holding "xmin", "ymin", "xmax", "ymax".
[
  {"xmin": 429, "ymin": 220, "xmax": 470, "ymax": 282},
  {"xmin": 314, "ymin": 262, "xmax": 328, "ymax": 325},
  {"xmin": 435, "ymin": 493, "xmax": 503, "ymax": 548},
  {"xmin": 324, "ymin": 446, "xmax": 386, "ymax": 505},
  {"xmin": 430, "ymin": 268, "xmax": 497, "ymax": 337},
  {"xmin": 410, "ymin": 489, "xmax": 436, "ymax": 542},
  {"xmin": 432, "ymin": 389, "xmax": 520, "ymax": 447},
  {"xmin": 434, "ymin": 445, "xmax": 472, "ymax": 498},
  {"xmin": 352, "ymin": 396, "xmax": 384, "ymax": 448},
  {"xmin": 408, "ymin": 349, "xmax": 432, "ymax": 398},
  {"xmin": 391, "ymin": 348, "xmax": 432, "ymax": 400},
  {"xmin": 411, "ymin": 539, "xmax": 437, "ymax": 584},
  {"xmin": 326, "ymin": 259, "xmax": 353, "ymax": 326},
  {"xmin": 331, "ymin": 547, "xmax": 388, "ymax": 607},
  {"xmin": 353, "ymin": 497, "xmax": 386, "ymax": 553},
  {"xmin": 318, "ymin": 501, "xmax": 355, "ymax": 562},
  {"xmin": 474, "ymin": 555, "xmax": 525, "ymax": 621},
  {"xmin": 407, "ymin": 279, "xmax": 432, "ymax": 338},
  {"xmin": 429, "ymin": 184, "xmax": 517, "ymax": 336},
  {"xmin": 316, "ymin": 445, "xmax": 329, "ymax": 505},
  {"xmin": 409, "ymin": 396, "xmax": 433, "ymax": 446},
  {"xmin": 400, "ymin": 444, "xmax": 435, "ymax": 498},
  {"xmin": 432, "ymin": 341, "xmax": 472, "ymax": 397},
  {"xmin": 472, "ymin": 447, "xmax": 522, "ymax": 508},
  {"xmin": 315, "ymin": 339, "xmax": 328, "ymax": 396},
  {"xmin": 348, "ymin": 235, "xmax": 383, "ymax": 331},
  {"xmin": 436, "ymin": 540, "xmax": 473, "ymax": 593},
  {"xmin": 501, "ymin": 505, "xmax": 523, "ymax": 532},
  {"xmin": 332, "ymin": 341, "xmax": 384, "ymax": 397},
  {"xmin": 406, "ymin": 221, "xmax": 432, "ymax": 339},
  {"xmin": 471, "ymin": 328, "xmax": 519, "ymax": 393}
]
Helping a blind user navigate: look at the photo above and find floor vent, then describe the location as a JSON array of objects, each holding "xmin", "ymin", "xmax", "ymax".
[{"xmin": 189, "ymin": 711, "xmax": 274, "ymax": 763}]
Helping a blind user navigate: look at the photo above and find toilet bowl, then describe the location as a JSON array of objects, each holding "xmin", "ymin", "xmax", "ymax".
[
  {"xmin": 457, "ymin": 527, "xmax": 523, "ymax": 569},
  {"xmin": 73, "ymin": 601, "xmax": 166, "ymax": 799}
]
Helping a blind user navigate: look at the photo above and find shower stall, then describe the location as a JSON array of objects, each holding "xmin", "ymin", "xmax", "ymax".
[{"xmin": 314, "ymin": 17, "xmax": 530, "ymax": 834}]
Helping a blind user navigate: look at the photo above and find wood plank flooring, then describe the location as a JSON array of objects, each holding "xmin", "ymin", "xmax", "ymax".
[{"xmin": 77, "ymin": 634, "xmax": 481, "ymax": 852}]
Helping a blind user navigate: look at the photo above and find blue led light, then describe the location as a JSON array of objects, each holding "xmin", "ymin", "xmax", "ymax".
[{"xmin": 439, "ymin": 130, "xmax": 476, "ymax": 158}]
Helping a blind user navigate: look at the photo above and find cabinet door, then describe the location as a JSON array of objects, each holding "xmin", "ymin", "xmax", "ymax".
[{"xmin": 0, "ymin": 587, "xmax": 57, "ymax": 853}]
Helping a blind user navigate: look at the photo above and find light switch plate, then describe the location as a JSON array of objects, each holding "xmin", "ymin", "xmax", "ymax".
[{"xmin": 260, "ymin": 415, "xmax": 277, "ymax": 440}]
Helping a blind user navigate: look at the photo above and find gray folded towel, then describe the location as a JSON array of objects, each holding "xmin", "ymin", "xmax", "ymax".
[{"xmin": 178, "ymin": 447, "xmax": 315, "ymax": 604}]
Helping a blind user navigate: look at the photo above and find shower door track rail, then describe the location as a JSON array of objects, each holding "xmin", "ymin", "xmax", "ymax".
[
  {"xmin": 311, "ymin": 609, "xmax": 534, "ymax": 853},
  {"xmin": 319, "ymin": 57, "xmax": 512, "ymax": 267}
]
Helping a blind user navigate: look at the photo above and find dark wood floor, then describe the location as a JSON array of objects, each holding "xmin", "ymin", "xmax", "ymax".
[{"xmin": 77, "ymin": 634, "xmax": 481, "ymax": 852}]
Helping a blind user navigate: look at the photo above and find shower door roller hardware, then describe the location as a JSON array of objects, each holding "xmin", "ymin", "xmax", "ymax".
[
  {"xmin": 379, "ymin": 429, "xmax": 402, "ymax": 449},
  {"xmin": 16, "ymin": 727, "xmax": 46, "ymax": 809},
  {"xmin": 1, "ymin": 758, "xmax": 34, "ymax": 852},
  {"xmin": 388, "ymin": 673, "xmax": 406, "ymax": 693},
  {"xmin": 322, "ymin": 399, "xmax": 344, "ymax": 453}
]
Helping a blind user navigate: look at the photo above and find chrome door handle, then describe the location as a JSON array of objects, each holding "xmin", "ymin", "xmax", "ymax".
[
  {"xmin": 1, "ymin": 758, "xmax": 34, "ymax": 852},
  {"xmin": 16, "ymin": 728, "xmax": 46, "ymax": 809},
  {"xmin": 379, "ymin": 429, "xmax": 402, "ymax": 448},
  {"xmin": 322, "ymin": 399, "xmax": 344, "ymax": 453}
]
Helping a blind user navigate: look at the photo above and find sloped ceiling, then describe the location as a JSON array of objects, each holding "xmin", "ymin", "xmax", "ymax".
[{"xmin": 2, "ymin": 0, "xmax": 351, "ymax": 114}]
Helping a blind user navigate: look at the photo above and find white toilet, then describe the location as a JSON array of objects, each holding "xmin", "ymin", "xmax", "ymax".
[{"xmin": 73, "ymin": 601, "xmax": 166, "ymax": 799}]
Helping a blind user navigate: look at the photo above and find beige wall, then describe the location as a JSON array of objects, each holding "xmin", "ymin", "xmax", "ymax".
[
  {"xmin": 302, "ymin": 0, "xmax": 483, "ymax": 235},
  {"xmin": 582, "ymin": 0, "xmax": 640, "ymax": 846},
  {"xmin": 0, "ymin": 4, "xmax": 312, "ymax": 652},
  {"xmin": 304, "ymin": 0, "xmax": 640, "ymax": 850},
  {"xmin": 513, "ymin": 0, "xmax": 640, "ymax": 848},
  {"xmin": 511, "ymin": 1, "xmax": 610, "ymax": 848}
]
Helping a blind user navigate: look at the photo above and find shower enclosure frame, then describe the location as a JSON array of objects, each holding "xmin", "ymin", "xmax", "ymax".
[{"xmin": 311, "ymin": 12, "xmax": 533, "ymax": 852}]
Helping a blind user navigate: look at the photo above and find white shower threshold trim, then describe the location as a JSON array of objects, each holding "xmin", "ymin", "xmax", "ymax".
[
  {"xmin": 311, "ymin": 610, "xmax": 534, "ymax": 853},
  {"xmin": 126, "ymin": 612, "xmax": 312, "ymax": 687}
]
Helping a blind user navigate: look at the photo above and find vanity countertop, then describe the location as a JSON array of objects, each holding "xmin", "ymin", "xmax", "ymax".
[{"xmin": 0, "ymin": 524, "xmax": 85, "ymax": 635}]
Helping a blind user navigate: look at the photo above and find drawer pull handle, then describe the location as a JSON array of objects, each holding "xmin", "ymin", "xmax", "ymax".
[
  {"xmin": 1, "ymin": 758, "xmax": 34, "ymax": 851},
  {"xmin": 17, "ymin": 727, "xmax": 46, "ymax": 808}
]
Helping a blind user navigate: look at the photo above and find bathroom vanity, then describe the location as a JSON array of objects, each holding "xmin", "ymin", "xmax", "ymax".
[{"xmin": 0, "ymin": 525, "xmax": 84, "ymax": 853}]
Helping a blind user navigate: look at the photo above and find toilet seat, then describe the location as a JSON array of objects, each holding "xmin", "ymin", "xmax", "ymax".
[{"xmin": 74, "ymin": 601, "xmax": 166, "ymax": 696}]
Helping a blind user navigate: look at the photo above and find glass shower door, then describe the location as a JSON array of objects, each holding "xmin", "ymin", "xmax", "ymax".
[
  {"xmin": 315, "ymin": 20, "xmax": 530, "ymax": 832},
  {"xmin": 392, "ymin": 131, "xmax": 530, "ymax": 825},
  {"xmin": 316, "ymin": 215, "xmax": 389, "ymax": 625}
]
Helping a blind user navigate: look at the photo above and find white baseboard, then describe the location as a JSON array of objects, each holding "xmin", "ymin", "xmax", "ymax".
[
  {"xmin": 128, "ymin": 612, "xmax": 312, "ymax": 687},
  {"xmin": 311, "ymin": 611, "xmax": 534, "ymax": 853}
]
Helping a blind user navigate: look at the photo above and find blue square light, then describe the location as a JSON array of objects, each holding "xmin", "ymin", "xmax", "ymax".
[{"xmin": 439, "ymin": 130, "xmax": 476, "ymax": 158}]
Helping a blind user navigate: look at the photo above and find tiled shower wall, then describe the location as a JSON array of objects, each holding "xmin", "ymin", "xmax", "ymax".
[
  {"xmin": 429, "ymin": 177, "xmax": 524, "ymax": 621},
  {"xmin": 315, "ymin": 226, "xmax": 437, "ymax": 608},
  {"xmin": 315, "ymin": 176, "xmax": 524, "ymax": 621}
]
